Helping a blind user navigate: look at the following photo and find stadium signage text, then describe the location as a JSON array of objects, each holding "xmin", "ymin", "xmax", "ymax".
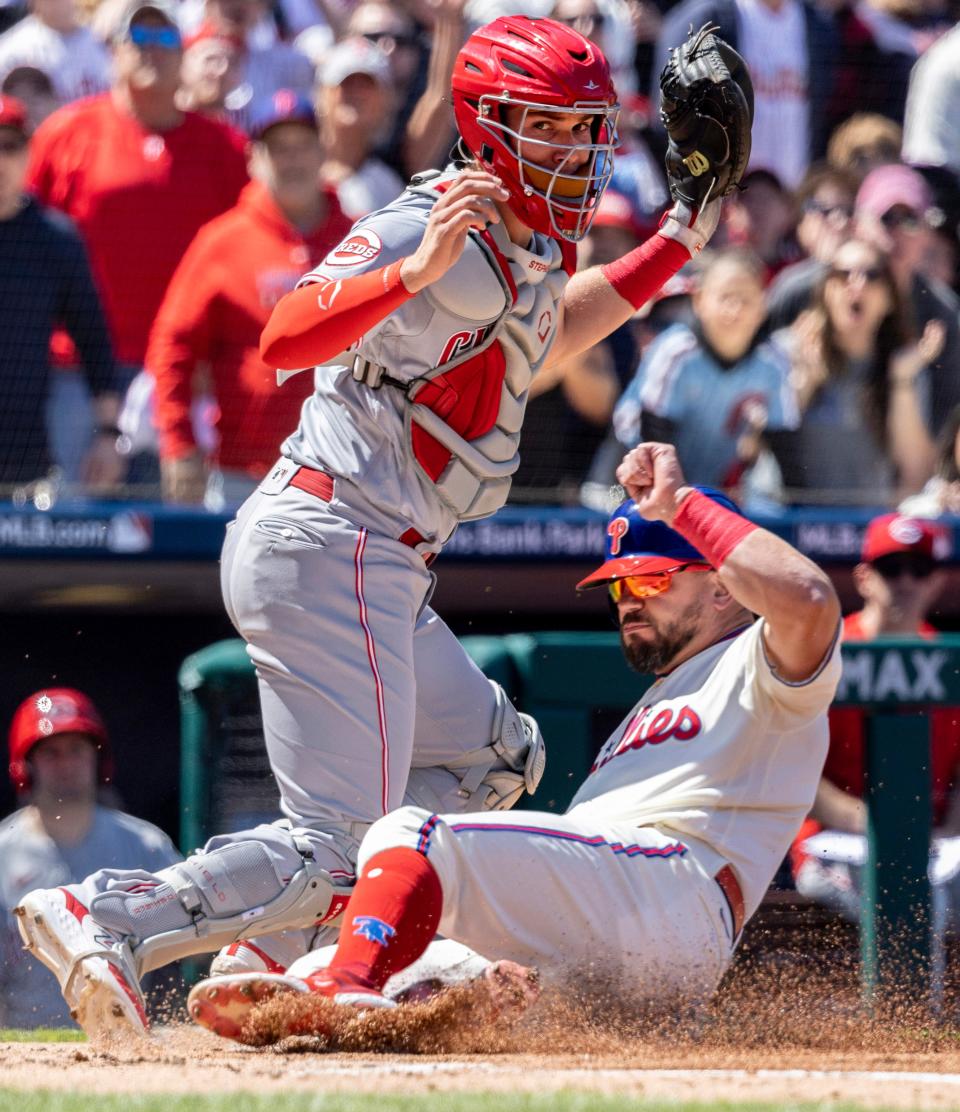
[{"xmin": 837, "ymin": 648, "xmax": 948, "ymax": 702}]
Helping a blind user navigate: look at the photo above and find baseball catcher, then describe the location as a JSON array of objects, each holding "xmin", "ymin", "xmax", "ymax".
[{"xmin": 659, "ymin": 23, "xmax": 754, "ymax": 210}]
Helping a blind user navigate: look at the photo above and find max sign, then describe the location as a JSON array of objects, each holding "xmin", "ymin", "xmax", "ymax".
[{"xmin": 837, "ymin": 648, "xmax": 949, "ymax": 703}]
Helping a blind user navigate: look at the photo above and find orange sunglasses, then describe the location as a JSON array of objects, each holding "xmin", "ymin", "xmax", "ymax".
[{"xmin": 608, "ymin": 563, "xmax": 712, "ymax": 603}]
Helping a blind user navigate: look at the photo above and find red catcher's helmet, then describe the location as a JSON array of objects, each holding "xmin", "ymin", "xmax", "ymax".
[
  {"xmin": 452, "ymin": 15, "xmax": 619, "ymax": 242},
  {"xmin": 8, "ymin": 688, "xmax": 113, "ymax": 793}
]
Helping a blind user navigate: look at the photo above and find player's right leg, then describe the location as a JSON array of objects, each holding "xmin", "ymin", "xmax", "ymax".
[{"xmin": 190, "ymin": 806, "xmax": 733, "ymax": 1044}]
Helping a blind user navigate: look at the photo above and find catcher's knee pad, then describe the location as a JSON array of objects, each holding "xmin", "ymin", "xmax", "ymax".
[
  {"xmin": 91, "ymin": 826, "xmax": 355, "ymax": 975},
  {"xmin": 405, "ymin": 682, "xmax": 546, "ymax": 813}
]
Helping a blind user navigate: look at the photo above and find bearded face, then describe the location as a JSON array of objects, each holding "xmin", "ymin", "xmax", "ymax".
[{"xmin": 618, "ymin": 595, "xmax": 703, "ymax": 675}]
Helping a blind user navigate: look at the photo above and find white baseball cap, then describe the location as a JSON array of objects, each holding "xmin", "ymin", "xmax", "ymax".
[{"xmin": 319, "ymin": 37, "xmax": 390, "ymax": 88}]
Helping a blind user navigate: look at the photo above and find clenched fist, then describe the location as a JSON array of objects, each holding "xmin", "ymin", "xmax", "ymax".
[{"xmin": 615, "ymin": 442, "xmax": 694, "ymax": 525}]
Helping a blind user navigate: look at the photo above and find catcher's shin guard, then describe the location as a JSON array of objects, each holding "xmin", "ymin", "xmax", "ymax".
[{"xmin": 89, "ymin": 835, "xmax": 353, "ymax": 977}]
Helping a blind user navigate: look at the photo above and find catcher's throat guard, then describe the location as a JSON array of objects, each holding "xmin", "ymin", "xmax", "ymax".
[{"xmin": 659, "ymin": 23, "xmax": 754, "ymax": 210}]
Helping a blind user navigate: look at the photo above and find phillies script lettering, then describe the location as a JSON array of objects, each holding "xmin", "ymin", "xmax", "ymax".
[{"xmin": 591, "ymin": 704, "xmax": 703, "ymax": 773}]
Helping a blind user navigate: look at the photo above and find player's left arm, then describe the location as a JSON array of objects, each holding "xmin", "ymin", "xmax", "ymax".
[
  {"xmin": 619, "ymin": 442, "xmax": 841, "ymax": 682},
  {"xmin": 544, "ymin": 200, "xmax": 721, "ymax": 370}
]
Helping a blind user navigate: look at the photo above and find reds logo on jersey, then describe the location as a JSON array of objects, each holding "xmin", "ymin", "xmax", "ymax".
[
  {"xmin": 324, "ymin": 230, "xmax": 383, "ymax": 267},
  {"xmin": 591, "ymin": 703, "xmax": 703, "ymax": 773},
  {"xmin": 437, "ymin": 325, "xmax": 492, "ymax": 365}
]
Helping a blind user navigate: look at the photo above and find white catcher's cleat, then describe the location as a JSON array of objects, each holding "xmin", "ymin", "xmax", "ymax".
[
  {"xmin": 209, "ymin": 940, "xmax": 288, "ymax": 977},
  {"xmin": 15, "ymin": 887, "xmax": 149, "ymax": 1043},
  {"xmin": 188, "ymin": 972, "xmax": 310, "ymax": 1042}
]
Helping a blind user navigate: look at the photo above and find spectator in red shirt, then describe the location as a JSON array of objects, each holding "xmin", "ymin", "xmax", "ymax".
[
  {"xmin": 147, "ymin": 90, "xmax": 352, "ymax": 507},
  {"xmin": 25, "ymin": 0, "xmax": 248, "ymax": 484},
  {"xmin": 792, "ymin": 512, "xmax": 960, "ymax": 920}
]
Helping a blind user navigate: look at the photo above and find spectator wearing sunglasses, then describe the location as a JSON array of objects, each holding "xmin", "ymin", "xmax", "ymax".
[
  {"xmin": 342, "ymin": 1, "xmax": 467, "ymax": 184},
  {"xmin": 855, "ymin": 162, "xmax": 960, "ymax": 434},
  {"xmin": 766, "ymin": 163, "xmax": 858, "ymax": 334},
  {"xmin": 25, "ymin": 0, "xmax": 248, "ymax": 493},
  {"xmin": 790, "ymin": 513, "xmax": 960, "ymax": 926},
  {"xmin": 770, "ymin": 236, "xmax": 942, "ymax": 502}
]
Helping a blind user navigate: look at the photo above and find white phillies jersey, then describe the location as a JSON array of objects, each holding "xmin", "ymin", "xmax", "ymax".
[
  {"xmin": 568, "ymin": 620, "xmax": 842, "ymax": 917},
  {"xmin": 281, "ymin": 168, "xmax": 572, "ymax": 547},
  {"xmin": 0, "ymin": 17, "xmax": 110, "ymax": 103}
]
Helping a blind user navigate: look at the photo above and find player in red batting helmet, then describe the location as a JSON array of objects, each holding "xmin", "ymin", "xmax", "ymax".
[
  {"xmin": 451, "ymin": 15, "xmax": 619, "ymax": 241},
  {"xmin": 8, "ymin": 688, "xmax": 114, "ymax": 794}
]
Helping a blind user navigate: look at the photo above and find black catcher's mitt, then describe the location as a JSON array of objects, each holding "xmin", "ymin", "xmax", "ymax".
[{"xmin": 659, "ymin": 23, "xmax": 754, "ymax": 209}]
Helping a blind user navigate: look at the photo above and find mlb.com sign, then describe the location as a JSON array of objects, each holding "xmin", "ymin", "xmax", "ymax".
[{"xmin": 836, "ymin": 642, "xmax": 960, "ymax": 705}]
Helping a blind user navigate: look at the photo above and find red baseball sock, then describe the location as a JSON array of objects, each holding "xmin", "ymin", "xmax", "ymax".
[{"xmin": 320, "ymin": 847, "xmax": 443, "ymax": 991}]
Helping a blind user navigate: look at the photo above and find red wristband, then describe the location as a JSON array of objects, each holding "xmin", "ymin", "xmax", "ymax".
[
  {"xmin": 600, "ymin": 235, "xmax": 689, "ymax": 310},
  {"xmin": 671, "ymin": 490, "xmax": 758, "ymax": 568}
]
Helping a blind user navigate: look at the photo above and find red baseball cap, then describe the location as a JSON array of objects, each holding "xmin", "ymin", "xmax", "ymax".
[
  {"xmin": 0, "ymin": 94, "xmax": 28, "ymax": 136},
  {"xmin": 860, "ymin": 513, "xmax": 943, "ymax": 563}
]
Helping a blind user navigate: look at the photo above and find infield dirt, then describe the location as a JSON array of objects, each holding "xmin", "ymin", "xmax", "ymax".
[{"xmin": 4, "ymin": 949, "xmax": 960, "ymax": 1110}]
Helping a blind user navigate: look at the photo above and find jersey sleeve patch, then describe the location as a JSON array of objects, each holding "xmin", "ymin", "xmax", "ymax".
[{"xmin": 324, "ymin": 229, "xmax": 384, "ymax": 268}]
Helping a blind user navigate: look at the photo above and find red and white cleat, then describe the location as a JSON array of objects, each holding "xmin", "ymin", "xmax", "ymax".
[
  {"xmin": 14, "ymin": 887, "xmax": 149, "ymax": 1044},
  {"xmin": 188, "ymin": 972, "xmax": 309, "ymax": 1042},
  {"xmin": 189, "ymin": 967, "xmax": 396, "ymax": 1044},
  {"xmin": 303, "ymin": 967, "xmax": 398, "ymax": 1010}
]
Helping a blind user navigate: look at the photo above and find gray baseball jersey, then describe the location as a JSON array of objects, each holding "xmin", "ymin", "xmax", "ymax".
[{"xmin": 283, "ymin": 167, "xmax": 574, "ymax": 546}]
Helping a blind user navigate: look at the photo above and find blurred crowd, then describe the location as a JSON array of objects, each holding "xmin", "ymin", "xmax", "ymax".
[{"xmin": 2, "ymin": 0, "xmax": 960, "ymax": 511}]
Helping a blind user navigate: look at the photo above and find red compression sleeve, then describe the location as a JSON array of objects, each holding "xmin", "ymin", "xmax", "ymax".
[
  {"xmin": 315, "ymin": 847, "xmax": 443, "ymax": 992},
  {"xmin": 600, "ymin": 235, "xmax": 690, "ymax": 310},
  {"xmin": 671, "ymin": 489, "xmax": 759, "ymax": 568},
  {"xmin": 260, "ymin": 259, "xmax": 413, "ymax": 370}
]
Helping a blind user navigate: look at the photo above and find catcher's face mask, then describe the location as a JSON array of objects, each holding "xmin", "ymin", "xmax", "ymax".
[
  {"xmin": 476, "ymin": 98, "xmax": 619, "ymax": 241},
  {"xmin": 451, "ymin": 14, "xmax": 619, "ymax": 241}
]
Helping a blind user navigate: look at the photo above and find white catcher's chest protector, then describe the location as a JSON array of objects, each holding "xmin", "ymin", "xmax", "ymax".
[{"xmin": 280, "ymin": 167, "xmax": 572, "ymax": 542}]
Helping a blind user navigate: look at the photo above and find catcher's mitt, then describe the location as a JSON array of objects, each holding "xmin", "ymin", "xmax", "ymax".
[{"xmin": 659, "ymin": 23, "xmax": 754, "ymax": 209}]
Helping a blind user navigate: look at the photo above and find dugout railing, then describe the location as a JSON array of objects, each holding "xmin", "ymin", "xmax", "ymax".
[{"xmin": 178, "ymin": 633, "xmax": 960, "ymax": 1007}]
